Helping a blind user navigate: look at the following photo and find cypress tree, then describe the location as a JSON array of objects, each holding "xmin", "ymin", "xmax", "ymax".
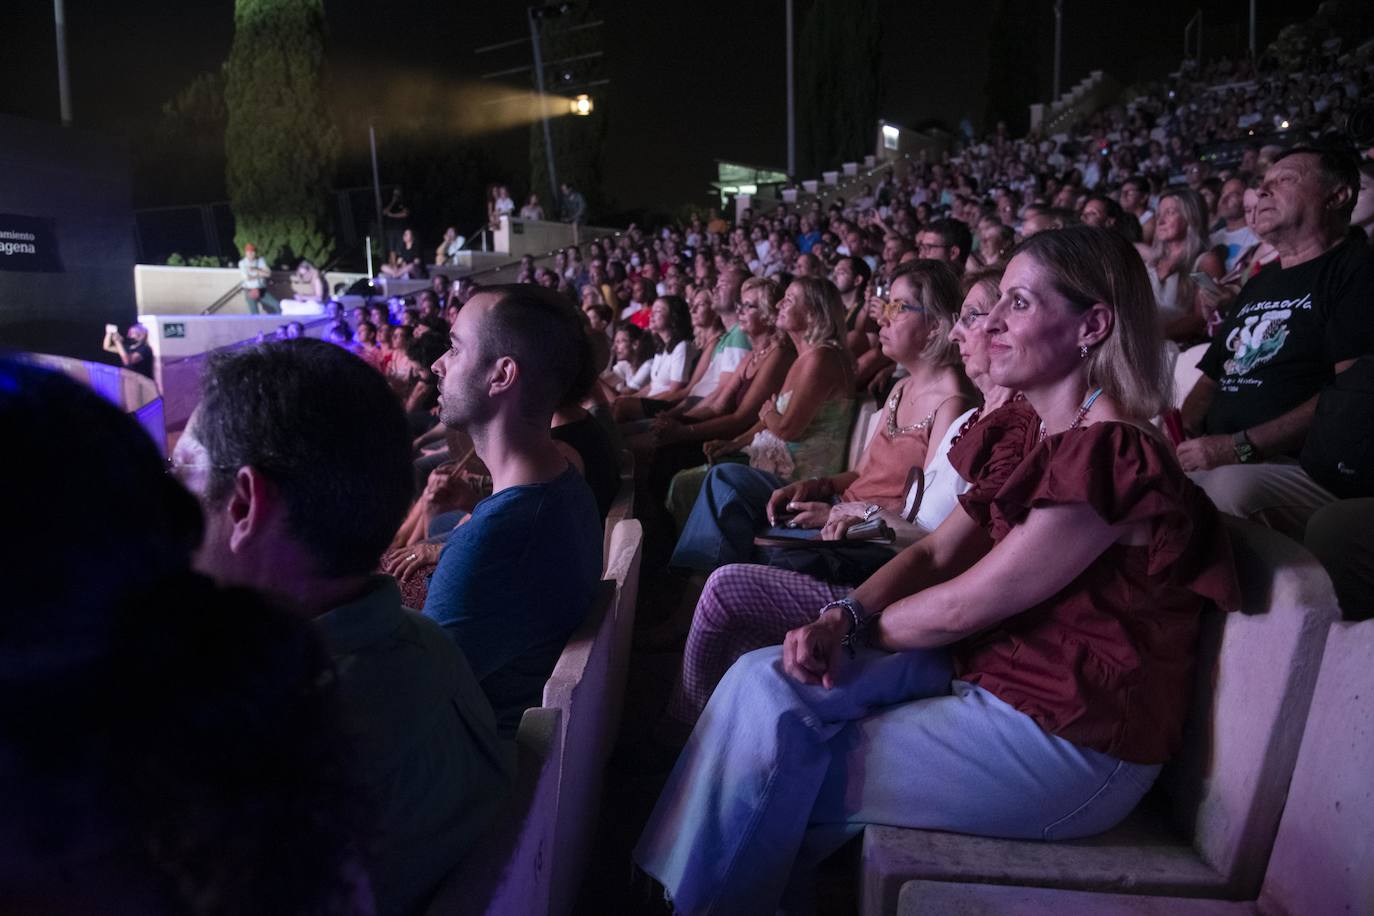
[{"xmin": 224, "ymin": 0, "xmax": 339, "ymax": 264}]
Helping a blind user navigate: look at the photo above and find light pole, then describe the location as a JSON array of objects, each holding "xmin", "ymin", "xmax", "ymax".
[
  {"xmin": 1248, "ymin": 0, "xmax": 1256, "ymax": 58},
  {"xmin": 368, "ymin": 121, "xmax": 384, "ymax": 270},
  {"xmin": 529, "ymin": 6, "xmax": 561, "ymax": 207},
  {"xmin": 785, "ymin": 0, "xmax": 795, "ymax": 178},
  {"xmin": 1052, "ymin": 0, "xmax": 1064, "ymax": 102},
  {"xmin": 53, "ymin": 0, "xmax": 73, "ymax": 126}
]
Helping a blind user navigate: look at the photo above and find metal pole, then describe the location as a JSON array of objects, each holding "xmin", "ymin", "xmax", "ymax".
[
  {"xmin": 53, "ymin": 0, "xmax": 73, "ymax": 126},
  {"xmin": 1052, "ymin": 0, "xmax": 1064, "ymax": 102},
  {"xmin": 1248, "ymin": 0, "xmax": 1256, "ymax": 58},
  {"xmin": 529, "ymin": 7, "xmax": 560, "ymax": 206},
  {"xmin": 785, "ymin": 0, "xmax": 795, "ymax": 178},
  {"xmin": 368, "ymin": 122, "xmax": 384, "ymax": 268}
]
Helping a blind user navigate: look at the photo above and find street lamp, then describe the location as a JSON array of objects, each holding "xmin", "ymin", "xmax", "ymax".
[{"xmin": 571, "ymin": 94, "xmax": 593, "ymax": 116}]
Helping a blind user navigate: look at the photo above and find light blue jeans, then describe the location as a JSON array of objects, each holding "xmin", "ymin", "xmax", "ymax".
[{"xmin": 634, "ymin": 646, "xmax": 1160, "ymax": 916}]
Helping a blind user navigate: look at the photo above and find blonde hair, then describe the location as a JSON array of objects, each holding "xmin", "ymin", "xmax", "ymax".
[
  {"xmin": 1013, "ymin": 227, "xmax": 1168, "ymax": 421},
  {"xmin": 740, "ymin": 276, "xmax": 783, "ymax": 323},
  {"xmin": 785, "ymin": 276, "xmax": 855, "ymax": 386}
]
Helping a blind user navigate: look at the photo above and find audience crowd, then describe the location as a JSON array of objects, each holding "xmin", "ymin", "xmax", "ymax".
[{"xmin": 32, "ymin": 23, "xmax": 1374, "ymax": 916}]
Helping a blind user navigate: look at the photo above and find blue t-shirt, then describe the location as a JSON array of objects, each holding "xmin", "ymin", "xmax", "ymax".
[{"xmin": 422, "ymin": 465, "xmax": 602, "ymax": 736}]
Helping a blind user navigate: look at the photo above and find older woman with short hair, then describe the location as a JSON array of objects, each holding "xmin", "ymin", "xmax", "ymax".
[{"xmin": 635, "ymin": 227, "xmax": 1240, "ymax": 915}]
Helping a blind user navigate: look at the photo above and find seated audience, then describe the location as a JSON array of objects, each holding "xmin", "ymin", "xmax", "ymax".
[
  {"xmin": 666, "ymin": 276, "xmax": 854, "ymax": 552},
  {"xmin": 635, "ymin": 226, "xmax": 1240, "ymax": 915},
  {"xmin": 641, "ymin": 295, "xmax": 696, "ymax": 400},
  {"xmin": 1210, "ymin": 177, "xmax": 1260, "ymax": 272},
  {"xmin": 399, "ymin": 285, "xmax": 603, "ymax": 737},
  {"xmin": 1179, "ymin": 146, "xmax": 1373, "ymax": 539},
  {"xmin": 603, "ymin": 323, "xmax": 654, "ymax": 396},
  {"xmin": 168, "ymin": 340, "xmax": 512, "ymax": 916},
  {"xmin": 665, "ymin": 268, "xmax": 1012, "ymax": 727},
  {"xmin": 1137, "ymin": 187, "xmax": 1223, "ymax": 342},
  {"xmin": 2, "ymin": 359, "xmax": 373, "ymax": 915}
]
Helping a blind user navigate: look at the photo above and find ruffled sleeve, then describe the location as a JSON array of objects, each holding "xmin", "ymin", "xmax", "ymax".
[
  {"xmin": 982, "ymin": 421, "xmax": 1240, "ymax": 611},
  {"xmin": 949, "ymin": 399, "xmax": 1040, "ymax": 528}
]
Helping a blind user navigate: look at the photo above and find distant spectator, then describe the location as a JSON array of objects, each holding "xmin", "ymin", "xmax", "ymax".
[
  {"xmin": 1138, "ymin": 188, "xmax": 1222, "ymax": 342},
  {"xmin": 382, "ymin": 187, "xmax": 409, "ymax": 255},
  {"xmin": 917, "ymin": 218, "xmax": 972, "ymax": 275},
  {"xmin": 238, "ymin": 242, "xmax": 281, "ymax": 315},
  {"xmin": 294, "ymin": 259, "xmax": 328, "ymax": 302},
  {"xmin": 381, "ymin": 229, "xmax": 425, "ymax": 279},
  {"xmin": 101, "ymin": 322, "xmax": 154, "ymax": 379},
  {"xmin": 1210, "ymin": 177, "xmax": 1261, "ymax": 273},
  {"xmin": 520, "ymin": 193, "xmax": 545, "ymax": 220},
  {"xmin": 435, "ymin": 227, "xmax": 465, "ymax": 266},
  {"xmin": 560, "ymin": 181, "xmax": 588, "ymax": 225},
  {"xmin": 172, "ymin": 340, "xmax": 510, "ymax": 916}
]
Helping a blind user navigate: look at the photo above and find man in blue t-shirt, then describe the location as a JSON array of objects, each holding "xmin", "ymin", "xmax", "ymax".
[{"xmin": 420, "ymin": 284, "xmax": 604, "ymax": 736}]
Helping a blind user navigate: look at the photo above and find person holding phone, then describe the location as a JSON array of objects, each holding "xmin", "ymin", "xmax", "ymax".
[{"xmin": 102, "ymin": 323, "xmax": 154, "ymax": 379}]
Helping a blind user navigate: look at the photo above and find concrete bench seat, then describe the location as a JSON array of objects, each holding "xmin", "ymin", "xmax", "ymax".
[
  {"xmin": 860, "ymin": 518, "xmax": 1341, "ymax": 916},
  {"xmin": 424, "ymin": 706, "xmax": 563, "ymax": 916},
  {"xmin": 896, "ymin": 618, "xmax": 1374, "ymax": 916}
]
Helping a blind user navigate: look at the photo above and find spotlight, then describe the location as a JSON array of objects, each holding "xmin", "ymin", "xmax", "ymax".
[
  {"xmin": 571, "ymin": 94, "xmax": 593, "ymax": 116},
  {"xmin": 1280, "ymin": 119, "xmax": 1290, "ymax": 130}
]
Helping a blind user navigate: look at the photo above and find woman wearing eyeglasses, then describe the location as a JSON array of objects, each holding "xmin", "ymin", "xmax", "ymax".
[
  {"xmin": 659, "ymin": 267, "xmax": 1001, "ymax": 731},
  {"xmin": 636, "ymin": 227, "xmax": 1240, "ymax": 915}
]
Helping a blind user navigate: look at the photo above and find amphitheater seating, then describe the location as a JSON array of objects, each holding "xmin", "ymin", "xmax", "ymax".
[
  {"xmin": 423, "ymin": 517, "xmax": 642, "ymax": 916},
  {"xmin": 894, "ymin": 618, "xmax": 1374, "ymax": 916},
  {"xmin": 424, "ymin": 706, "xmax": 563, "ymax": 916},
  {"xmin": 858, "ymin": 517, "xmax": 1341, "ymax": 916}
]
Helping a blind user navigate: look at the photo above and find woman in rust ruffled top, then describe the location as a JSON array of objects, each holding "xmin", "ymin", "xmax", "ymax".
[{"xmin": 634, "ymin": 226, "xmax": 1243, "ymax": 915}]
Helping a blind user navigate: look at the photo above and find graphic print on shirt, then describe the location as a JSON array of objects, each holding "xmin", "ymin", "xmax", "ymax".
[{"xmin": 1220, "ymin": 293, "xmax": 1309, "ymax": 379}]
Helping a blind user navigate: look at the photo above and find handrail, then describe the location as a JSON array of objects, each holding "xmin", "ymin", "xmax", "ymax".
[{"xmin": 202, "ymin": 281, "xmax": 245, "ymax": 315}]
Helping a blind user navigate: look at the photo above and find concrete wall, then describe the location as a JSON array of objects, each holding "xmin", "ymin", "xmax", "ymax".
[
  {"xmin": 134, "ymin": 265, "xmax": 367, "ymax": 315},
  {"xmin": 491, "ymin": 217, "xmax": 621, "ymax": 259}
]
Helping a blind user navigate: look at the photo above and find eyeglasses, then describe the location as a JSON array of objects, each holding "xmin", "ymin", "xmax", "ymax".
[
  {"xmin": 878, "ymin": 298, "xmax": 928, "ymax": 320},
  {"xmin": 957, "ymin": 308, "xmax": 987, "ymax": 328}
]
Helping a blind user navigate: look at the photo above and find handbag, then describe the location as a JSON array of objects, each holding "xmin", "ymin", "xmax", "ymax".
[
  {"xmin": 1300, "ymin": 356, "xmax": 1374, "ymax": 498},
  {"xmin": 246, "ymin": 287, "xmax": 262, "ymax": 301}
]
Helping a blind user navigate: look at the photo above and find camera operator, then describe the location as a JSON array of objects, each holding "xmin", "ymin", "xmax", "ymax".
[{"xmin": 101, "ymin": 323, "xmax": 154, "ymax": 380}]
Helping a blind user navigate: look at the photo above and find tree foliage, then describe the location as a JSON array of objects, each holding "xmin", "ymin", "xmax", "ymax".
[
  {"xmin": 798, "ymin": 0, "xmax": 881, "ymax": 178},
  {"xmin": 225, "ymin": 0, "xmax": 339, "ymax": 264}
]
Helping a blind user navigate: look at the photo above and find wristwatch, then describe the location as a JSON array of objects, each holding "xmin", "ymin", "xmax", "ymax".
[{"xmin": 1232, "ymin": 430, "xmax": 1258, "ymax": 464}]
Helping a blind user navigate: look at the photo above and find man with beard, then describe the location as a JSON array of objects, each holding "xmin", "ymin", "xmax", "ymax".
[{"xmin": 418, "ymin": 284, "xmax": 603, "ymax": 737}]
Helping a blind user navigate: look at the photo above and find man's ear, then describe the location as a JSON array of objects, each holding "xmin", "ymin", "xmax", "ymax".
[
  {"xmin": 487, "ymin": 355, "xmax": 519, "ymax": 397},
  {"xmin": 226, "ymin": 466, "xmax": 279, "ymax": 555},
  {"xmin": 1326, "ymin": 182, "xmax": 1354, "ymax": 215}
]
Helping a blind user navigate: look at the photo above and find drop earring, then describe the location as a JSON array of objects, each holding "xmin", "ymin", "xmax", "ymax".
[{"xmin": 1079, "ymin": 344, "xmax": 1089, "ymax": 359}]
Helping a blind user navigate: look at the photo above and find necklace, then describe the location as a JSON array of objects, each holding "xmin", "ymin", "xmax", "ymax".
[
  {"xmin": 1038, "ymin": 386, "xmax": 1103, "ymax": 442},
  {"xmin": 886, "ymin": 385, "xmax": 937, "ymax": 437}
]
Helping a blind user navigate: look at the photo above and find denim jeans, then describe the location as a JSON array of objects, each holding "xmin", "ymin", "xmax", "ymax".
[
  {"xmin": 635, "ymin": 646, "xmax": 1160, "ymax": 916},
  {"xmin": 243, "ymin": 289, "xmax": 281, "ymax": 315},
  {"xmin": 670, "ymin": 463, "xmax": 784, "ymax": 573}
]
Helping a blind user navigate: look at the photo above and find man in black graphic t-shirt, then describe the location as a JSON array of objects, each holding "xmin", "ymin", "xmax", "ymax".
[{"xmin": 1179, "ymin": 146, "xmax": 1374, "ymax": 537}]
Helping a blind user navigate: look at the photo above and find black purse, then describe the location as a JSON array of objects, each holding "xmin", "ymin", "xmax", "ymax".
[{"xmin": 1300, "ymin": 356, "xmax": 1374, "ymax": 499}]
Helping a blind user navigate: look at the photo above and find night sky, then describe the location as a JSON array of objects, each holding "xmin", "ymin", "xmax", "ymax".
[{"xmin": 3, "ymin": 0, "xmax": 1321, "ymax": 214}]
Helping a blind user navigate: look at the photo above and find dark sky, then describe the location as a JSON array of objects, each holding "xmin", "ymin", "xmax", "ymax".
[{"xmin": 2, "ymin": 0, "xmax": 1321, "ymax": 214}]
